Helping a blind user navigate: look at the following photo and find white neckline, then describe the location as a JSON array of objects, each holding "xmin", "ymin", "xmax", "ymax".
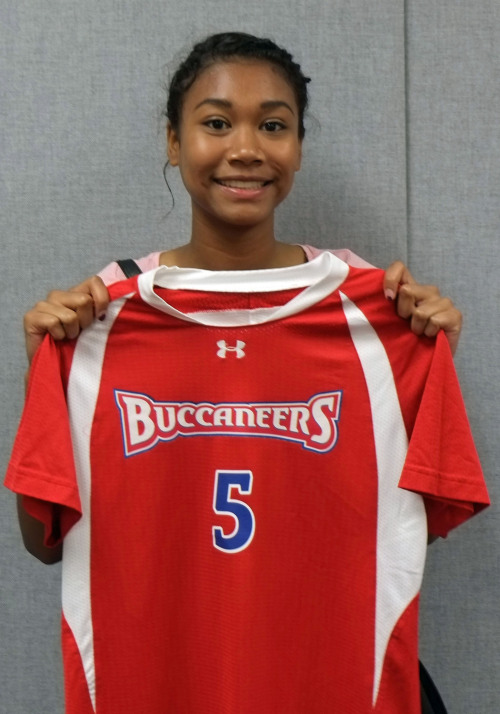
[{"xmin": 137, "ymin": 251, "xmax": 349, "ymax": 327}]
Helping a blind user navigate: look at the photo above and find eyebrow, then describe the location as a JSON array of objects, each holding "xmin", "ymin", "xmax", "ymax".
[{"xmin": 194, "ymin": 98, "xmax": 295, "ymax": 115}]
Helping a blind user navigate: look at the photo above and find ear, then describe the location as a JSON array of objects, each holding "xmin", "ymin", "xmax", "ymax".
[{"xmin": 166, "ymin": 122, "xmax": 180, "ymax": 167}]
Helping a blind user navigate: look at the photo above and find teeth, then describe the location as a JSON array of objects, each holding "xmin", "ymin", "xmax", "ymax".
[{"xmin": 218, "ymin": 180, "xmax": 266, "ymax": 189}]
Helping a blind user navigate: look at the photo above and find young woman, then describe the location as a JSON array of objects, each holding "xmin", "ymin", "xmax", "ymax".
[
  {"xmin": 22, "ymin": 34, "xmax": 462, "ymax": 364},
  {"xmin": 8, "ymin": 32, "xmax": 485, "ymax": 714}
]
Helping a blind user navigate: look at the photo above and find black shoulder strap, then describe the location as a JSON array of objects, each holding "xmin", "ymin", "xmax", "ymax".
[
  {"xmin": 419, "ymin": 660, "xmax": 448, "ymax": 714},
  {"xmin": 116, "ymin": 258, "xmax": 143, "ymax": 278}
]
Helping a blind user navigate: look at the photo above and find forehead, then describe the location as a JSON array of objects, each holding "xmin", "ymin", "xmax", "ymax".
[{"xmin": 183, "ymin": 60, "xmax": 298, "ymax": 113}]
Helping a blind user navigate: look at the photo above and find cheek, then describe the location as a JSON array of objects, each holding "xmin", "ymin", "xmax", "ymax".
[
  {"xmin": 183, "ymin": 134, "xmax": 220, "ymax": 168},
  {"xmin": 177, "ymin": 144, "xmax": 220, "ymax": 196},
  {"xmin": 272, "ymin": 141, "xmax": 302, "ymax": 173},
  {"xmin": 278, "ymin": 152, "xmax": 301, "ymax": 183}
]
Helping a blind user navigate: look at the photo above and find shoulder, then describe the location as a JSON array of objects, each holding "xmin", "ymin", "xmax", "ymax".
[
  {"xmin": 97, "ymin": 252, "xmax": 162, "ymax": 286},
  {"xmin": 300, "ymin": 244, "xmax": 375, "ymax": 269}
]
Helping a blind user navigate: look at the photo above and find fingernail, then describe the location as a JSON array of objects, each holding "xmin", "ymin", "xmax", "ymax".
[
  {"xmin": 384, "ymin": 289, "xmax": 395, "ymax": 301},
  {"xmin": 98, "ymin": 312, "xmax": 106, "ymax": 321}
]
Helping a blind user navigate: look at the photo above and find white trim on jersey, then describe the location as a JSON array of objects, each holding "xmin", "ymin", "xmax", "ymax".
[
  {"xmin": 340, "ymin": 292, "xmax": 427, "ymax": 705},
  {"xmin": 62, "ymin": 295, "xmax": 131, "ymax": 712},
  {"xmin": 137, "ymin": 251, "xmax": 350, "ymax": 326}
]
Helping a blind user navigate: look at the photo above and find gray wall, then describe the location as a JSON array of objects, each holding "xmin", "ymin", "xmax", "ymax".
[{"xmin": 1, "ymin": 1, "xmax": 498, "ymax": 712}]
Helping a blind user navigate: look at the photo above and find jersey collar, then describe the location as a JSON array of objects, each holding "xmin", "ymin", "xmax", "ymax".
[{"xmin": 137, "ymin": 251, "xmax": 350, "ymax": 327}]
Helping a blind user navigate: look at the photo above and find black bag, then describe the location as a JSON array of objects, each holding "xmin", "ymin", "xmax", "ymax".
[{"xmin": 420, "ymin": 660, "xmax": 448, "ymax": 714}]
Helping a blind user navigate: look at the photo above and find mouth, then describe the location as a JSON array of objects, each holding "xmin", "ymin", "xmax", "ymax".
[{"xmin": 214, "ymin": 178, "xmax": 271, "ymax": 189}]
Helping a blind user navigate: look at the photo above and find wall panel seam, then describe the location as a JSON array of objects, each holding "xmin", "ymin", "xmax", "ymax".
[{"xmin": 403, "ymin": 0, "xmax": 411, "ymax": 264}]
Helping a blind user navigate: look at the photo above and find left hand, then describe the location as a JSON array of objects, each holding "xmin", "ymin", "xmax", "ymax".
[{"xmin": 383, "ymin": 261, "xmax": 462, "ymax": 356}]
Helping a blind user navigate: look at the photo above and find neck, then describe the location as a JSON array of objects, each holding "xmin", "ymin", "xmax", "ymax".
[{"xmin": 161, "ymin": 217, "xmax": 306, "ymax": 271}]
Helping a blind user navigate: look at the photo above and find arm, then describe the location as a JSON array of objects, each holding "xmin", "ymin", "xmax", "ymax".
[
  {"xmin": 16, "ymin": 276, "xmax": 111, "ymax": 559},
  {"xmin": 383, "ymin": 261, "xmax": 462, "ymax": 356},
  {"xmin": 16, "ymin": 495, "xmax": 63, "ymax": 564}
]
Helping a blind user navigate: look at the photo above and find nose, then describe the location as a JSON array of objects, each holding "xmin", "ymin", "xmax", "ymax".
[{"xmin": 227, "ymin": 126, "xmax": 263, "ymax": 165}]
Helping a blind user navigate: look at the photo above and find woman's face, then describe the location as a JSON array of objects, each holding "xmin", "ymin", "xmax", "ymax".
[{"xmin": 167, "ymin": 60, "xmax": 303, "ymax": 236}]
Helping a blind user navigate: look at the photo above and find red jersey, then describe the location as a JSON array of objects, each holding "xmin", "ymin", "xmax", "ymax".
[{"xmin": 5, "ymin": 252, "xmax": 488, "ymax": 714}]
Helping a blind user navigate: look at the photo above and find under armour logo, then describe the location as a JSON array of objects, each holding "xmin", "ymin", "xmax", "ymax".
[{"xmin": 216, "ymin": 340, "xmax": 246, "ymax": 359}]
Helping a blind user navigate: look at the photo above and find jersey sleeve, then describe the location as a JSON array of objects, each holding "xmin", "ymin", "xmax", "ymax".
[
  {"xmin": 399, "ymin": 333, "xmax": 489, "ymax": 537},
  {"xmin": 4, "ymin": 337, "xmax": 81, "ymax": 546}
]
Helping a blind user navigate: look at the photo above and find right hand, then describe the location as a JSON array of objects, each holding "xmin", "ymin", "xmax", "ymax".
[
  {"xmin": 24, "ymin": 276, "xmax": 110, "ymax": 365},
  {"xmin": 383, "ymin": 261, "xmax": 462, "ymax": 356}
]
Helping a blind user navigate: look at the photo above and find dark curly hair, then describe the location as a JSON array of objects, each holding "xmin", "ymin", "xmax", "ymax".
[{"xmin": 165, "ymin": 32, "xmax": 310, "ymax": 139}]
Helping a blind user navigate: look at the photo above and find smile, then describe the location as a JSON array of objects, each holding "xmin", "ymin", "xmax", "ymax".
[{"xmin": 214, "ymin": 179, "xmax": 271, "ymax": 189}]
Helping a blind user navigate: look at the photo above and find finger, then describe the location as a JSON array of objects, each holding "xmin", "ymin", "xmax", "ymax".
[
  {"xmin": 408, "ymin": 307, "xmax": 440, "ymax": 338},
  {"xmin": 383, "ymin": 260, "xmax": 416, "ymax": 300},
  {"xmin": 43, "ymin": 294, "xmax": 96, "ymax": 334},
  {"xmin": 23, "ymin": 323, "xmax": 49, "ymax": 365},
  {"xmin": 408, "ymin": 301, "xmax": 462, "ymax": 356},
  {"xmin": 402, "ymin": 283, "xmax": 441, "ymax": 302},
  {"xmin": 24, "ymin": 303, "xmax": 85, "ymax": 340},
  {"xmin": 395, "ymin": 283, "xmax": 441, "ymax": 320},
  {"xmin": 407, "ymin": 295, "xmax": 455, "ymax": 330},
  {"xmin": 23, "ymin": 278, "xmax": 110, "ymax": 364},
  {"xmin": 45, "ymin": 290, "xmax": 95, "ymax": 314},
  {"xmin": 23, "ymin": 306, "xmax": 73, "ymax": 364},
  {"xmin": 69, "ymin": 276, "xmax": 110, "ymax": 318},
  {"xmin": 420, "ymin": 308, "xmax": 462, "ymax": 356},
  {"xmin": 23, "ymin": 301, "xmax": 93, "ymax": 364}
]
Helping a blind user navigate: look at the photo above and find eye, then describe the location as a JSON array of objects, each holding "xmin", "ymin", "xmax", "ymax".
[
  {"xmin": 261, "ymin": 120, "xmax": 286, "ymax": 132},
  {"xmin": 204, "ymin": 118, "xmax": 229, "ymax": 131}
]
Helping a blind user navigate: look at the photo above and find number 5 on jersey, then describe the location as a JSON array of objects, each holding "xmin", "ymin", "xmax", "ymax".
[{"xmin": 212, "ymin": 470, "xmax": 255, "ymax": 553}]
